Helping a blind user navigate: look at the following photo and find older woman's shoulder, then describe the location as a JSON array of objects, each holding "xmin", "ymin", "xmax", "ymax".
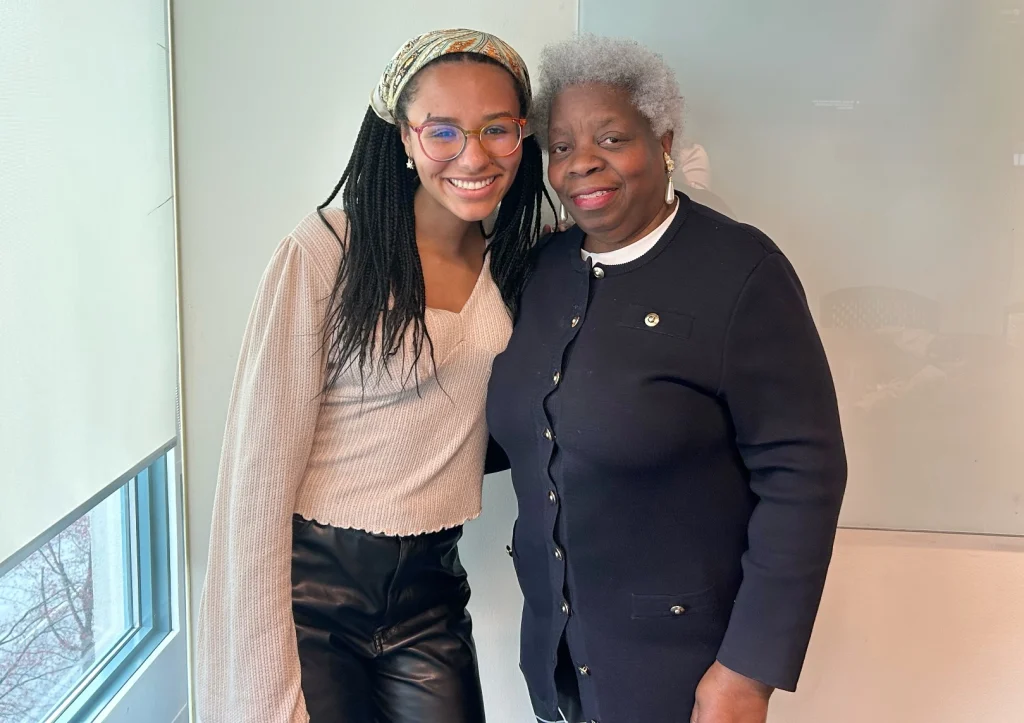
[
  {"xmin": 683, "ymin": 198, "xmax": 782, "ymax": 267},
  {"xmin": 529, "ymin": 225, "xmax": 580, "ymax": 266}
]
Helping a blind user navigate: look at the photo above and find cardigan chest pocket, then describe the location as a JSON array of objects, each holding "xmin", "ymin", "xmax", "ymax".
[
  {"xmin": 616, "ymin": 304, "xmax": 694, "ymax": 340},
  {"xmin": 630, "ymin": 586, "xmax": 718, "ymax": 619}
]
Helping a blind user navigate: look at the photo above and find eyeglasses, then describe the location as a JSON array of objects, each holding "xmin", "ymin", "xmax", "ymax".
[{"xmin": 409, "ymin": 117, "xmax": 527, "ymax": 163}]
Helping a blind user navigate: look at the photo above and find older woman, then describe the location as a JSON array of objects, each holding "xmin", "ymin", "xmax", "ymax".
[{"xmin": 486, "ymin": 36, "xmax": 847, "ymax": 723}]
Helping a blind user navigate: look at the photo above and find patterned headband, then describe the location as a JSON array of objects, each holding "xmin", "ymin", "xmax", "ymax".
[{"xmin": 370, "ymin": 28, "xmax": 532, "ymax": 126}]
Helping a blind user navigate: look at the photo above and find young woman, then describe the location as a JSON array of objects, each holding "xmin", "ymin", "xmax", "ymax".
[{"xmin": 196, "ymin": 29, "xmax": 551, "ymax": 723}]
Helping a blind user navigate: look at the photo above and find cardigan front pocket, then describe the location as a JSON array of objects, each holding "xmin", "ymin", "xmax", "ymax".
[{"xmin": 616, "ymin": 304, "xmax": 695, "ymax": 340}]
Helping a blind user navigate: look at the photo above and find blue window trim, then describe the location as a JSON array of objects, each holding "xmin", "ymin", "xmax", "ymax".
[
  {"xmin": 0, "ymin": 440, "xmax": 178, "ymax": 723},
  {"xmin": 0, "ymin": 440, "xmax": 177, "ymax": 578}
]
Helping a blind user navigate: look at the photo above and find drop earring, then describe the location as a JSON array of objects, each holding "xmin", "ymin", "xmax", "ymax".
[
  {"xmin": 664, "ymin": 152, "xmax": 676, "ymax": 205},
  {"xmin": 406, "ymin": 157, "xmax": 415, "ymax": 170},
  {"xmin": 558, "ymin": 204, "xmax": 569, "ymax": 229}
]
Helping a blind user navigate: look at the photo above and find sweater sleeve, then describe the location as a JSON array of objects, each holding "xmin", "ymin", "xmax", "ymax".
[
  {"xmin": 714, "ymin": 251, "xmax": 847, "ymax": 692},
  {"xmin": 196, "ymin": 236, "xmax": 329, "ymax": 723}
]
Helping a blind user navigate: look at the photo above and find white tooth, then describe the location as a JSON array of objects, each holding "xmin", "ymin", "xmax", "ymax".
[{"xmin": 450, "ymin": 177, "xmax": 494, "ymax": 190}]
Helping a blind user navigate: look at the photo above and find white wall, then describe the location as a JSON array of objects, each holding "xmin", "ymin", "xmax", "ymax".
[
  {"xmin": 771, "ymin": 530, "xmax": 1024, "ymax": 723},
  {"xmin": 173, "ymin": 3, "xmax": 1024, "ymax": 722},
  {"xmin": 171, "ymin": 1, "xmax": 576, "ymax": 719}
]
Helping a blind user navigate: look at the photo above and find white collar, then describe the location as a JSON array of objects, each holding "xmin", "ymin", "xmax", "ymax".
[{"xmin": 580, "ymin": 203, "xmax": 679, "ymax": 266}]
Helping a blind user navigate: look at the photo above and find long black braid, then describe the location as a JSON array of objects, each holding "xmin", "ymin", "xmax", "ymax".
[{"xmin": 317, "ymin": 54, "xmax": 553, "ymax": 391}]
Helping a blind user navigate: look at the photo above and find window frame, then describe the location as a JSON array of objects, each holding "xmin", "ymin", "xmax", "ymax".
[{"xmin": 0, "ymin": 440, "xmax": 177, "ymax": 723}]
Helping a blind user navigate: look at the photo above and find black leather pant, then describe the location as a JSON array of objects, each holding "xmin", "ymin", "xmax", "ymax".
[{"xmin": 291, "ymin": 515, "xmax": 486, "ymax": 723}]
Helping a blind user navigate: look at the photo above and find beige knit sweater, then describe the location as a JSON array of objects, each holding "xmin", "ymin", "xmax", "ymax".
[{"xmin": 195, "ymin": 209, "xmax": 511, "ymax": 723}]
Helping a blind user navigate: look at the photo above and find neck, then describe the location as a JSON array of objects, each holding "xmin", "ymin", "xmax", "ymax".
[
  {"xmin": 414, "ymin": 186, "xmax": 483, "ymax": 257},
  {"xmin": 584, "ymin": 196, "xmax": 676, "ymax": 255}
]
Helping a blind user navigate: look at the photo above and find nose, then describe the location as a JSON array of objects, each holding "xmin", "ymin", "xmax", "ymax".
[
  {"xmin": 567, "ymin": 146, "xmax": 603, "ymax": 177},
  {"xmin": 456, "ymin": 133, "xmax": 492, "ymax": 172}
]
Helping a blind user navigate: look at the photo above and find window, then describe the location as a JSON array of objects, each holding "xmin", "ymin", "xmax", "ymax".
[{"xmin": 0, "ymin": 445, "xmax": 175, "ymax": 723}]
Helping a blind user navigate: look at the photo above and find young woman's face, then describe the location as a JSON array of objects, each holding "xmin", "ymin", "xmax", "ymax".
[{"xmin": 401, "ymin": 61, "xmax": 524, "ymax": 223}]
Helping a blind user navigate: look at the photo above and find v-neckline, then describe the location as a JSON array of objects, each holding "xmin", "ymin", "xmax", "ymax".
[{"xmin": 426, "ymin": 257, "xmax": 488, "ymax": 317}]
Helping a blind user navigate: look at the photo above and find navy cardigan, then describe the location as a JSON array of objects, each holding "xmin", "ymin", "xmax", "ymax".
[{"xmin": 486, "ymin": 194, "xmax": 847, "ymax": 722}]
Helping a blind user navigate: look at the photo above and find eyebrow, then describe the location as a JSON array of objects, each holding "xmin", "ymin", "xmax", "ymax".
[
  {"xmin": 423, "ymin": 111, "xmax": 518, "ymax": 124},
  {"xmin": 548, "ymin": 117, "xmax": 621, "ymax": 135}
]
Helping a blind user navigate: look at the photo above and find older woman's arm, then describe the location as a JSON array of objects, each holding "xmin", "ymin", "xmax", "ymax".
[
  {"xmin": 484, "ymin": 435, "xmax": 511, "ymax": 475},
  {"xmin": 715, "ymin": 250, "xmax": 847, "ymax": 692}
]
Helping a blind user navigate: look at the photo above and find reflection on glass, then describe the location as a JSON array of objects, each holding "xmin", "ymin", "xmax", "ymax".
[
  {"xmin": 582, "ymin": 0, "xmax": 1024, "ymax": 534},
  {"xmin": 0, "ymin": 489, "xmax": 131, "ymax": 722}
]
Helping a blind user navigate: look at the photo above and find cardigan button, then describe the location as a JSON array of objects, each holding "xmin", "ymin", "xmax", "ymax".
[
  {"xmin": 561, "ymin": 600, "xmax": 571, "ymax": 616},
  {"xmin": 671, "ymin": 605, "xmax": 687, "ymax": 615},
  {"xmin": 645, "ymin": 312, "xmax": 660, "ymax": 327},
  {"xmin": 553, "ymin": 371, "xmax": 561, "ymax": 385},
  {"xmin": 579, "ymin": 665, "xmax": 590, "ymax": 676},
  {"xmin": 506, "ymin": 545, "xmax": 512, "ymax": 557},
  {"xmin": 554, "ymin": 547, "xmax": 563, "ymax": 561},
  {"xmin": 592, "ymin": 266, "xmax": 605, "ymax": 279},
  {"xmin": 548, "ymin": 490, "xmax": 557, "ymax": 504},
  {"xmin": 544, "ymin": 428, "xmax": 554, "ymax": 441},
  {"xmin": 571, "ymin": 315, "xmax": 580, "ymax": 327}
]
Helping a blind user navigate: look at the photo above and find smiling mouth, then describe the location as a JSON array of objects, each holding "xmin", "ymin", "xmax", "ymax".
[
  {"xmin": 570, "ymin": 187, "xmax": 618, "ymax": 210},
  {"xmin": 573, "ymin": 189, "xmax": 614, "ymax": 201},
  {"xmin": 447, "ymin": 176, "xmax": 498, "ymax": 191}
]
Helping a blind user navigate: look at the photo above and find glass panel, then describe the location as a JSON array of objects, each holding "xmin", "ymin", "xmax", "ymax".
[
  {"xmin": 580, "ymin": 0, "xmax": 1024, "ymax": 535},
  {"xmin": 0, "ymin": 488, "xmax": 132, "ymax": 722}
]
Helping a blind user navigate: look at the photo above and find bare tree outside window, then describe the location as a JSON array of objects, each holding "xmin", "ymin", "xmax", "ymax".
[{"xmin": 0, "ymin": 493, "xmax": 130, "ymax": 723}]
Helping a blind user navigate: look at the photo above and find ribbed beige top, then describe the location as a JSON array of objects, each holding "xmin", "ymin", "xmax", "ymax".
[{"xmin": 195, "ymin": 209, "xmax": 512, "ymax": 723}]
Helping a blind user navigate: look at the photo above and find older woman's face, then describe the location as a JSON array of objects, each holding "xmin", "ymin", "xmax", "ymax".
[{"xmin": 547, "ymin": 84, "xmax": 672, "ymax": 244}]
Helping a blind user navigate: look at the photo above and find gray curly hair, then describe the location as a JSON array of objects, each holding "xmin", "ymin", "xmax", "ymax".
[{"xmin": 532, "ymin": 34, "xmax": 685, "ymax": 164}]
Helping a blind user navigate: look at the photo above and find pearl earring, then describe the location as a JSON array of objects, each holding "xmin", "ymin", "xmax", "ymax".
[
  {"xmin": 664, "ymin": 152, "xmax": 676, "ymax": 205},
  {"xmin": 406, "ymin": 157, "xmax": 415, "ymax": 170}
]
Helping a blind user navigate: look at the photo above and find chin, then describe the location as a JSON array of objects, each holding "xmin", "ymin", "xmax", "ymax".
[
  {"xmin": 449, "ymin": 201, "xmax": 499, "ymax": 223},
  {"xmin": 572, "ymin": 210, "xmax": 620, "ymax": 236}
]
